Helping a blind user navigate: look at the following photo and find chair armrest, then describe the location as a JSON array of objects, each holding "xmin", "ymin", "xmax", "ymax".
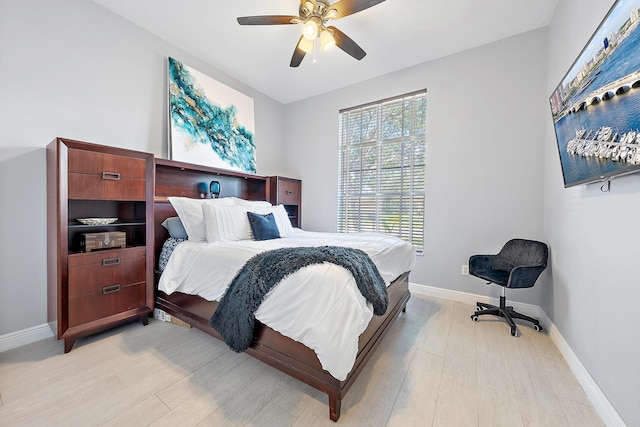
[
  {"xmin": 469, "ymin": 254, "xmax": 495, "ymax": 274},
  {"xmin": 507, "ymin": 265, "xmax": 546, "ymax": 289}
]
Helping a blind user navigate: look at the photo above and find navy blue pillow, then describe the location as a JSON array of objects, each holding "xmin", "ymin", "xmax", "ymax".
[{"xmin": 247, "ymin": 212, "xmax": 281, "ymax": 241}]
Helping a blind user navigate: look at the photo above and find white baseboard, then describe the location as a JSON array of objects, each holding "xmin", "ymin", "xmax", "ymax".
[
  {"xmin": 408, "ymin": 282, "xmax": 625, "ymax": 427},
  {"xmin": 546, "ymin": 322, "xmax": 626, "ymax": 426},
  {"xmin": 409, "ymin": 282, "xmax": 541, "ymax": 320},
  {"xmin": 0, "ymin": 323, "xmax": 54, "ymax": 353}
]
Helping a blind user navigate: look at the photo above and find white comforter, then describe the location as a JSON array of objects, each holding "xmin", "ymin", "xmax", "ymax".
[{"xmin": 158, "ymin": 229, "xmax": 415, "ymax": 380}]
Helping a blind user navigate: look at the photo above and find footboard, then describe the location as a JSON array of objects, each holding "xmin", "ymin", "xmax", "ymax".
[{"xmin": 155, "ymin": 272, "xmax": 410, "ymax": 421}]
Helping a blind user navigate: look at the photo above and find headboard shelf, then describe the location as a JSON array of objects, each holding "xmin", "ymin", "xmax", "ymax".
[
  {"xmin": 153, "ymin": 158, "xmax": 268, "ymax": 266},
  {"xmin": 155, "ymin": 158, "xmax": 266, "ymax": 180},
  {"xmin": 154, "ymin": 158, "xmax": 267, "ymax": 201}
]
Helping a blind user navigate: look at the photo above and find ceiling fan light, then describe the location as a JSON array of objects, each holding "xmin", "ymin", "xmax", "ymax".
[
  {"xmin": 325, "ymin": 9, "xmax": 338, "ymax": 19},
  {"xmin": 320, "ymin": 30, "xmax": 335, "ymax": 50},
  {"xmin": 302, "ymin": 20, "xmax": 319, "ymax": 40},
  {"xmin": 304, "ymin": 1, "xmax": 315, "ymax": 13},
  {"xmin": 298, "ymin": 36, "xmax": 314, "ymax": 53}
]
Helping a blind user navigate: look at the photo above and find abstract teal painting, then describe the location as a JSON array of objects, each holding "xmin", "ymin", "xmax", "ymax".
[{"xmin": 168, "ymin": 57, "xmax": 256, "ymax": 173}]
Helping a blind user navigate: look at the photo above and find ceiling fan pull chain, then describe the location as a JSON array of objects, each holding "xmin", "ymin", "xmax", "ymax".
[{"xmin": 313, "ymin": 38, "xmax": 317, "ymax": 63}]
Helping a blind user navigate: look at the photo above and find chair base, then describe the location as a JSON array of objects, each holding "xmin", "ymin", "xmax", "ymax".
[{"xmin": 471, "ymin": 296, "xmax": 543, "ymax": 336}]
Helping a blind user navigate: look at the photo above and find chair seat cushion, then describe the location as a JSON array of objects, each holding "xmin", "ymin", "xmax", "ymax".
[{"xmin": 471, "ymin": 269, "xmax": 509, "ymax": 286}]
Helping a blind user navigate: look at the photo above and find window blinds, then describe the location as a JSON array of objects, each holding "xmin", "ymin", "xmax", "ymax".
[{"xmin": 338, "ymin": 90, "xmax": 426, "ymax": 253}]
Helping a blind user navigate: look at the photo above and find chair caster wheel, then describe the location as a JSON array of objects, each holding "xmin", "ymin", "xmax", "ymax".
[
  {"xmin": 476, "ymin": 305, "xmax": 482, "ymax": 312},
  {"xmin": 510, "ymin": 327, "xmax": 518, "ymax": 337},
  {"xmin": 533, "ymin": 324, "xmax": 543, "ymax": 332},
  {"xmin": 471, "ymin": 315, "xmax": 479, "ymax": 322}
]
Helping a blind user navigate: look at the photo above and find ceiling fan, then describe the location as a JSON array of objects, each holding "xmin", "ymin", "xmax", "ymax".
[{"xmin": 237, "ymin": 0, "xmax": 386, "ymax": 67}]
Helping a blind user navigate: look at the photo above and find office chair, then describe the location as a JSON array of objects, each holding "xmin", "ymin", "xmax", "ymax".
[{"xmin": 469, "ymin": 238, "xmax": 548, "ymax": 336}]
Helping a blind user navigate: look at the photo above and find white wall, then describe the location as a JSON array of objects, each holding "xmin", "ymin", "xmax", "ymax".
[
  {"xmin": 284, "ymin": 29, "xmax": 549, "ymax": 304},
  {"xmin": 546, "ymin": 0, "xmax": 639, "ymax": 425},
  {"xmin": 0, "ymin": 0, "xmax": 286, "ymax": 335}
]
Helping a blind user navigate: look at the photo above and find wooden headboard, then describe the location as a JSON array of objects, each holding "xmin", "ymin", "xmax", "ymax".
[{"xmin": 153, "ymin": 158, "xmax": 268, "ymax": 270}]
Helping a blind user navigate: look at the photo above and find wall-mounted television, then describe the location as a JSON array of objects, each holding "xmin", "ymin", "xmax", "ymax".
[{"xmin": 549, "ymin": 0, "xmax": 640, "ymax": 188}]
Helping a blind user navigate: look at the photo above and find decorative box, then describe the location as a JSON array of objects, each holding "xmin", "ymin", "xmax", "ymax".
[{"xmin": 81, "ymin": 231, "xmax": 126, "ymax": 252}]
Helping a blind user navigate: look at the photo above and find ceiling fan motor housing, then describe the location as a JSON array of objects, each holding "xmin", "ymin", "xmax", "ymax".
[{"xmin": 300, "ymin": 0, "xmax": 332, "ymax": 22}]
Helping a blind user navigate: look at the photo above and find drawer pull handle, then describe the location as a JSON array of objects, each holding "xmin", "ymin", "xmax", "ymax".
[
  {"xmin": 102, "ymin": 284, "xmax": 121, "ymax": 294},
  {"xmin": 285, "ymin": 190, "xmax": 292, "ymax": 195},
  {"xmin": 102, "ymin": 172, "xmax": 121, "ymax": 181},
  {"xmin": 102, "ymin": 257, "xmax": 121, "ymax": 266}
]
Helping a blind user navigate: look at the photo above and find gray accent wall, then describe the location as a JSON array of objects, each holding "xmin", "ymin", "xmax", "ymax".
[
  {"xmin": 0, "ymin": 0, "xmax": 286, "ymax": 335},
  {"xmin": 283, "ymin": 28, "xmax": 549, "ymax": 305},
  {"xmin": 546, "ymin": 0, "xmax": 639, "ymax": 425}
]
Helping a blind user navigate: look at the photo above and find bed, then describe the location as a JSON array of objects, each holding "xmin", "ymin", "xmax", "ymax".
[{"xmin": 153, "ymin": 158, "xmax": 414, "ymax": 421}]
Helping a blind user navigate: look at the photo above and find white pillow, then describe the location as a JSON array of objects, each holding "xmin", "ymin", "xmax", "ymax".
[
  {"xmin": 230, "ymin": 197, "xmax": 272, "ymax": 208},
  {"xmin": 168, "ymin": 196, "xmax": 234, "ymax": 242},
  {"xmin": 202, "ymin": 204, "xmax": 253, "ymax": 242},
  {"xmin": 253, "ymin": 204, "xmax": 294, "ymax": 237}
]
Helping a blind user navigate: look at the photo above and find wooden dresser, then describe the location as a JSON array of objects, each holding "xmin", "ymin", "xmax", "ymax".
[
  {"xmin": 267, "ymin": 176, "xmax": 301, "ymax": 227},
  {"xmin": 46, "ymin": 138, "xmax": 154, "ymax": 352}
]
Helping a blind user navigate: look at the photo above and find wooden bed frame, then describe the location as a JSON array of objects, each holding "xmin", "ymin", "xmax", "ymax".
[{"xmin": 153, "ymin": 158, "xmax": 411, "ymax": 421}]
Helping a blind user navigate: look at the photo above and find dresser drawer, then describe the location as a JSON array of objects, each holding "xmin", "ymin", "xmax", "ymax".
[
  {"xmin": 68, "ymin": 148, "xmax": 146, "ymax": 200},
  {"xmin": 68, "ymin": 174, "xmax": 145, "ymax": 200},
  {"xmin": 278, "ymin": 179, "xmax": 300, "ymax": 204},
  {"xmin": 68, "ymin": 282, "xmax": 145, "ymax": 327},
  {"xmin": 68, "ymin": 148, "xmax": 146, "ymax": 178},
  {"xmin": 68, "ymin": 247, "xmax": 146, "ymax": 327},
  {"xmin": 68, "ymin": 247, "xmax": 146, "ymax": 298}
]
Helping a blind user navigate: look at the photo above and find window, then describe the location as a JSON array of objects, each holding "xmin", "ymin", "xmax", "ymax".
[{"xmin": 338, "ymin": 90, "xmax": 426, "ymax": 253}]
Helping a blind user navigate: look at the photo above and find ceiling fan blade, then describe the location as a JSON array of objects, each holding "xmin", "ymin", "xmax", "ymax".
[
  {"xmin": 328, "ymin": 0, "xmax": 385, "ymax": 19},
  {"xmin": 290, "ymin": 36, "xmax": 307, "ymax": 67},
  {"xmin": 289, "ymin": 36, "xmax": 307, "ymax": 67},
  {"xmin": 237, "ymin": 15, "xmax": 298, "ymax": 25},
  {"xmin": 328, "ymin": 26, "xmax": 366, "ymax": 60}
]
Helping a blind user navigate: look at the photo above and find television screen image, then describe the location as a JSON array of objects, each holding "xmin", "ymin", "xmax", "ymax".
[{"xmin": 550, "ymin": 0, "xmax": 640, "ymax": 187}]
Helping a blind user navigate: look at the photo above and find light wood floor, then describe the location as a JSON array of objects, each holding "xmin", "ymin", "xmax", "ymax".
[{"xmin": 0, "ymin": 294, "xmax": 604, "ymax": 426}]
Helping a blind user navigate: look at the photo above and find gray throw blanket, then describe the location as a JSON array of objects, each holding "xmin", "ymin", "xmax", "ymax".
[{"xmin": 210, "ymin": 246, "xmax": 388, "ymax": 352}]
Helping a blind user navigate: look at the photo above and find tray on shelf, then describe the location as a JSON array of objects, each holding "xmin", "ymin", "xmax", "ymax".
[{"xmin": 76, "ymin": 217, "xmax": 118, "ymax": 225}]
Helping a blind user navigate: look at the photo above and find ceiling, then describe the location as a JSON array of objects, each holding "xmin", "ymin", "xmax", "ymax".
[{"xmin": 94, "ymin": 0, "xmax": 559, "ymax": 104}]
